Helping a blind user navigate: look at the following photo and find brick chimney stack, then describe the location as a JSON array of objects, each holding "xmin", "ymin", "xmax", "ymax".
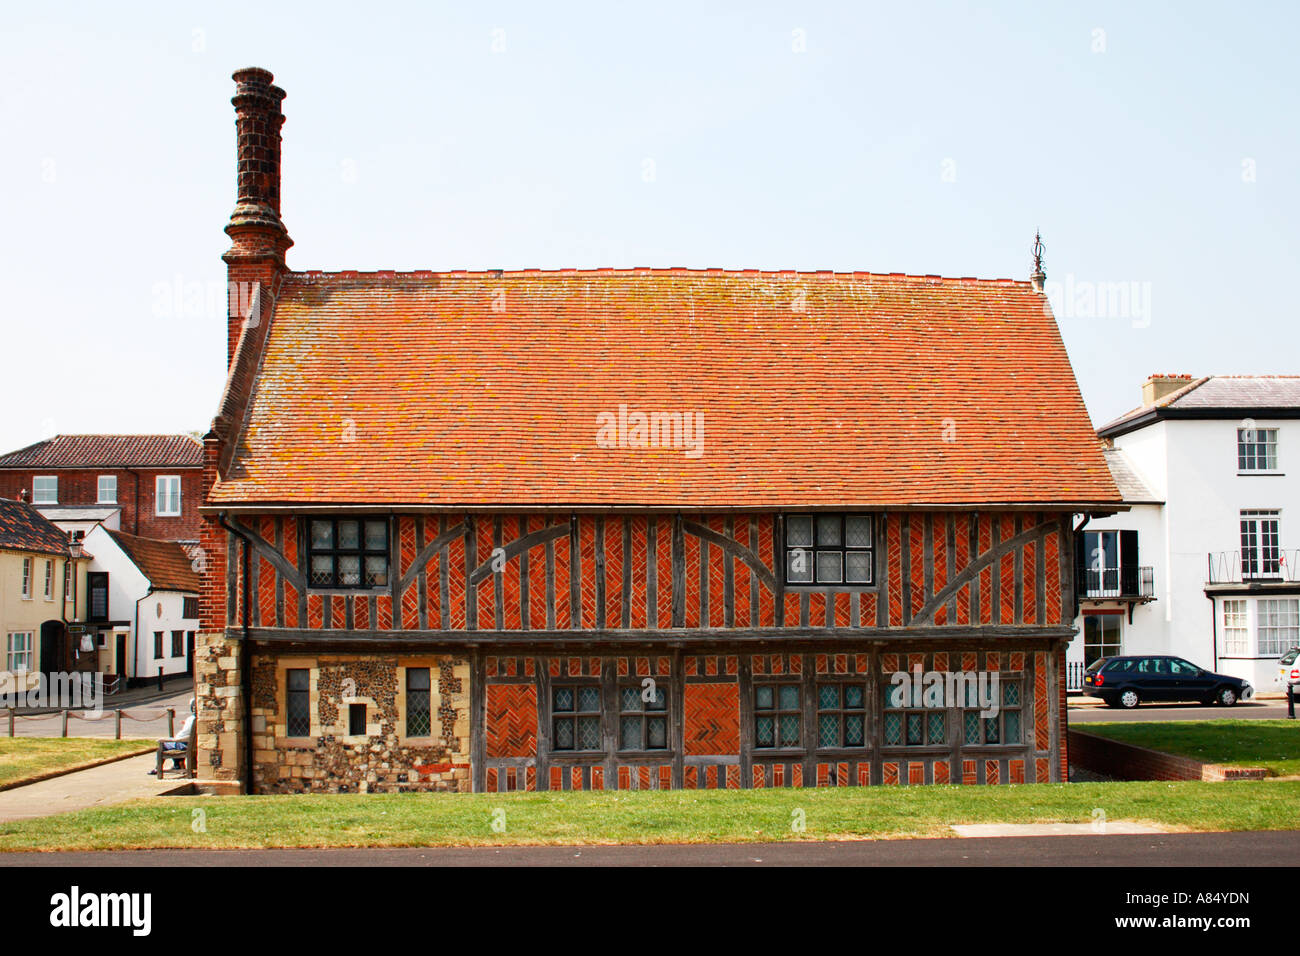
[
  {"xmin": 223, "ymin": 67, "xmax": 292, "ymax": 368},
  {"xmin": 1141, "ymin": 373, "xmax": 1193, "ymax": 406}
]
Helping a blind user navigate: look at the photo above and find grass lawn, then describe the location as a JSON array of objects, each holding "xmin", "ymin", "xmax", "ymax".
[
  {"xmin": 0, "ymin": 738, "xmax": 153, "ymax": 788},
  {"xmin": 0, "ymin": 779, "xmax": 1296, "ymax": 850},
  {"xmin": 1079, "ymin": 720, "xmax": 1300, "ymax": 776}
]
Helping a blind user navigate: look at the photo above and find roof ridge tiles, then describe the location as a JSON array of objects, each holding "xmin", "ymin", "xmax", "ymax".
[{"xmin": 285, "ymin": 267, "xmax": 1033, "ymax": 285}]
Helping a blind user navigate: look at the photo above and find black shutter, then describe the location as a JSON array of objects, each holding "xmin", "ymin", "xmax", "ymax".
[
  {"xmin": 1120, "ymin": 530, "xmax": 1138, "ymax": 569},
  {"xmin": 1120, "ymin": 530, "xmax": 1139, "ymax": 596}
]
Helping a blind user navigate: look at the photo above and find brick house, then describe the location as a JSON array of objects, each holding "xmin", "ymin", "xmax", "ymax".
[
  {"xmin": 195, "ymin": 68, "xmax": 1121, "ymax": 794},
  {"xmin": 0, "ymin": 435, "xmax": 203, "ymax": 543}
]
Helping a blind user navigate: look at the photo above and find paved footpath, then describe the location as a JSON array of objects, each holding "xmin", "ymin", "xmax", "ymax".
[
  {"xmin": 0, "ymin": 753, "xmax": 177, "ymax": 822},
  {"xmin": 2, "ymin": 830, "xmax": 1298, "ymax": 866}
]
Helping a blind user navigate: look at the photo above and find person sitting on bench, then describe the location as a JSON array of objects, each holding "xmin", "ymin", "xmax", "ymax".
[{"xmin": 150, "ymin": 698, "xmax": 196, "ymax": 775}]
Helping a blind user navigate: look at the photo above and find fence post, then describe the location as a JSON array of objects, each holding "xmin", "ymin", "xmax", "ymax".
[
  {"xmin": 167, "ymin": 708, "xmax": 175, "ymax": 737},
  {"xmin": 60, "ymin": 709, "xmax": 68, "ymax": 738},
  {"xmin": 7, "ymin": 708, "xmax": 12, "ymax": 737},
  {"xmin": 115, "ymin": 709, "xmax": 122, "ymax": 740},
  {"xmin": 157, "ymin": 667, "xmax": 164, "ymax": 692}
]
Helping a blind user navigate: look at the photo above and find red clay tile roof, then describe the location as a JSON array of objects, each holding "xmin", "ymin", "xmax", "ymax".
[
  {"xmin": 211, "ymin": 269, "xmax": 1120, "ymax": 509},
  {"xmin": 0, "ymin": 498, "xmax": 71, "ymax": 556},
  {"xmin": 0, "ymin": 435, "xmax": 203, "ymax": 469},
  {"xmin": 105, "ymin": 529, "xmax": 201, "ymax": 593}
]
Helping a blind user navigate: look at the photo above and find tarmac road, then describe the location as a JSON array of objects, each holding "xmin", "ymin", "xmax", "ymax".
[
  {"xmin": 2, "ymin": 829, "xmax": 1298, "ymax": 866},
  {"xmin": 1069, "ymin": 700, "xmax": 1292, "ymax": 722}
]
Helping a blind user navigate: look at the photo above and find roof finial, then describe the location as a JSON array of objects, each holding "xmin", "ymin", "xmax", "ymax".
[{"xmin": 1030, "ymin": 230, "xmax": 1046, "ymax": 292}]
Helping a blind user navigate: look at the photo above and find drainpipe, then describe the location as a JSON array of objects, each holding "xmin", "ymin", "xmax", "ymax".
[
  {"xmin": 1071, "ymin": 514, "xmax": 1092, "ymax": 624},
  {"xmin": 217, "ymin": 512, "xmax": 255, "ymax": 795}
]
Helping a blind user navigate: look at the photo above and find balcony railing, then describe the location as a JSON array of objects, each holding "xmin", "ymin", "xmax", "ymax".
[
  {"xmin": 1206, "ymin": 550, "xmax": 1300, "ymax": 584},
  {"xmin": 1075, "ymin": 565, "xmax": 1154, "ymax": 600}
]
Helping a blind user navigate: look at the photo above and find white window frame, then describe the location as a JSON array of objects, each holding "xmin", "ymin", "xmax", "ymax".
[
  {"xmin": 1240, "ymin": 510, "xmax": 1281, "ymax": 579},
  {"xmin": 1257, "ymin": 598, "xmax": 1299, "ymax": 657},
  {"xmin": 1083, "ymin": 613, "xmax": 1123, "ymax": 666},
  {"xmin": 20, "ymin": 557, "xmax": 32, "ymax": 600},
  {"xmin": 1222, "ymin": 599, "xmax": 1250, "ymax": 656},
  {"xmin": 32, "ymin": 476, "xmax": 57, "ymax": 504},
  {"xmin": 1238, "ymin": 427, "xmax": 1280, "ymax": 473},
  {"xmin": 43, "ymin": 560, "xmax": 53, "ymax": 601},
  {"xmin": 6, "ymin": 632, "xmax": 33, "ymax": 673},
  {"xmin": 63, "ymin": 561, "xmax": 73, "ymax": 602},
  {"xmin": 97, "ymin": 474, "xmax": 118, "ymax": 504},
  {"xmin": 155, "ymin": 475, "xmax": 182, "ymax": 517}
]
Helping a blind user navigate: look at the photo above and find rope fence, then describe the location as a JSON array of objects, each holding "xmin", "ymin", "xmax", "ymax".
[{"xmin": 6, "ymin": 707, "xmax": 176, "ymax": 739}]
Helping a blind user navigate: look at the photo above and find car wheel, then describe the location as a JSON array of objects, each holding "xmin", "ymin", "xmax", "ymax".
[
  {"xmin": 1119, "ymin": 689, "xmax": 1140, "ymax": 709},
  {"xmin": 1218, "ymin": 687, "xmax": 1238, "ymax": 707}
]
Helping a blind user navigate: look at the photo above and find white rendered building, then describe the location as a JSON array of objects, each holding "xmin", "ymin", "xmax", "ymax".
[{"xmin": 1068, "ymin": 374, "xmax": 1300, "ymax": 692}]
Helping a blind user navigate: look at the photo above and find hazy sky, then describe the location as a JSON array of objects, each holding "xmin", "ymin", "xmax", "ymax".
[{"xmin": 1, "ymin": 1, "xmax": 1296, "ymax": 456}]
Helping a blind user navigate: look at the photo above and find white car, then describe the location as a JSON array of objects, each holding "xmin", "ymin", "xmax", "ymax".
[{"xmin": 1279, "ymin": 647, "xmax": 1300, "ymax": 691}]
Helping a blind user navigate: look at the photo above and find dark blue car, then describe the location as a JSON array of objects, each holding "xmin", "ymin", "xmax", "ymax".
[{"xmin": 1083, "ymin": 655, "xmax": 1254, "ymax": 709}]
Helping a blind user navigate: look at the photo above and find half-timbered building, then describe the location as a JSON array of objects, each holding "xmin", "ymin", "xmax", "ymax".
[{"xmin": 195, "ymin": 68, "xmax": 1121, "ymax": 793}]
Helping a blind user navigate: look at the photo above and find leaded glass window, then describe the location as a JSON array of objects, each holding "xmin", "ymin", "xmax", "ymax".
[
  {"xmin": 406, "ymin": 667, "xmax": 432, "ymax": 737},
  {"xmin": 308, "ymin": 517, "xmax": 390, "ymax": 588},
  {"xmin": 755, "ymin": 683, "xmax": 801, "ymax": 748},
  {"xmin": 816, "ymin": 683, "xmax": 867, "ymax": 749},
  {"xmin": 784, "ymin": 514, "xmax": 874, "ymax": 585},
  {"xmin": 552, "ymin": 684, "xmax": 601, "ymax": 751},
  {"xmin": 286, "ymin": 668, "xmax": 311, "ymax": 737},
  {"xmin": 882, "ymin": 679, "xmax": 945, "ymax": 746},
  {"xmin": 619, "ymin": 683, "xmax": 668, "ymax": 751},
  {"xmin": 961, "ymin": 678, "xmax": 1021, "ymax": 745}
]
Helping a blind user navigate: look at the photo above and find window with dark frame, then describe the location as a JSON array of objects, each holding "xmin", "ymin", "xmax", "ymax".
[
  {"xmin": 754, "ymin": 683, "xmax": 801, "ymax": 748},
  {"xmin": 309, "ymin": 518, "xmax": 390, "ymax": 589},
  {"xmin": 816, "ymin": 683, "xmax": 867, "ymax": 749},
  {"xmin": 784, "ymin": 514, "xmax": 874, "ymax": 585},
  {"xmin": 883, "ymin": 681, "xmax": 946, "ymax": 747},
  {"xmin": 153, "ymin": 631, "xmax": 163, "ymax": 659},
  {"xmin": 183, "ymin": 596, "xmax": 198, "ymax": 618},
  {"xmin": 406, "ymin": 667, "xmax": 432, "ymax": 737},
  {"xmin": 961, "ymin": 679, "xmax": 1022, "ymax": 746},
  {"xmin": 286, "ymin": 668, "xmax": 311, "ymax": 737},
  {"xmin": 88, "ymin": 572, "xmax": 108, "ymax": 620},
  {"xmin": 551, "ymin": 684, "xmax": 601, "ymax": 751},
  {"xmin": 170, "ymin": 630, "xmax": 184, "ymax": 658},
  {"xmin": 618, "ymin": 683, "xmax": 668, "ymax": 751},
  {"xmin": 348, "ymin": 703, "xmax": 367, "ymax": 736}
]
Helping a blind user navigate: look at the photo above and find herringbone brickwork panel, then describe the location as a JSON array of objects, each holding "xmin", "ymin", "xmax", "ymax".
[
  {"xmin": 485, "ymin": 684, "xmax": 537, "ymax": 758},
  {"xmin": 683, "ymin": 683, "xmax": 740, "ymax": 755}
]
